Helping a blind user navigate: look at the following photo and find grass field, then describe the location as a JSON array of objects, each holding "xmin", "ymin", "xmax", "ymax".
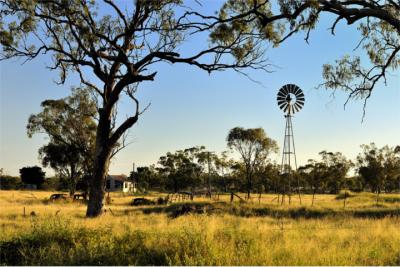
[{"xmin": 0, "ymin": 190, "xmax": 399, "ymax": 265}]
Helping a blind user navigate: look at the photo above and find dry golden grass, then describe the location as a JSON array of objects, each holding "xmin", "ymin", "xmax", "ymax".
[{"xmin": 0, "ymin": 190, "xmax": 399, "ymax": 265}]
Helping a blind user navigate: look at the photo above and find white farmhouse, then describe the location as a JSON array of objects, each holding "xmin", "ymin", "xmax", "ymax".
[{"xmin": 106, "ymin": 174, "xmax": 136, "ymax": 193}]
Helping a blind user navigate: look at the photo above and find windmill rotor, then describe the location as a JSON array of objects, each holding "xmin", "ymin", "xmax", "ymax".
[{"xmin": 277, "ymin": 84, "xmax": 305, "ymax": 114}]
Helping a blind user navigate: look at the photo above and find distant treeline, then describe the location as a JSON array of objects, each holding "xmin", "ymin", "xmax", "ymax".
[
  {"xmin": 128, "ymin": 143, "xmax": 400, "ymax": 197},
  {"xmin": 1, "ymin": 138, "xmax": 399, "ymax": 199},
  {"xmin": 0, "ymin": 167, "xmax": 86, "ymax": 192}
]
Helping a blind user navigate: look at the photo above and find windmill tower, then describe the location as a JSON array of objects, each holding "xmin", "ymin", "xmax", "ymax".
[{"xmin": 277, "ymin": 84, "xmax": 304, "ymax": 204}]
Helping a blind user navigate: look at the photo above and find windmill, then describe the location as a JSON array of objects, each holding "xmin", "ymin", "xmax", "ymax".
[{"xmin": 277, "ymin": 84, "xmax": 304, "ymax": 204}]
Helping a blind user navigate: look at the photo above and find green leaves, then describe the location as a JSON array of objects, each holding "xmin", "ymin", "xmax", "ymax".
[
  {"xmin": 27, "ymin": 88, "xmax": 97, "ymax": 188},
  {"xmin": 0, "ymin": 29, "xmax": 13, "ymax": 47}
]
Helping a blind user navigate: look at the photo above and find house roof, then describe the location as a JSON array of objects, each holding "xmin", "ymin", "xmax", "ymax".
[{"xmin": 107, "ymin": 174, "xmax": 128, "ymax": 182}]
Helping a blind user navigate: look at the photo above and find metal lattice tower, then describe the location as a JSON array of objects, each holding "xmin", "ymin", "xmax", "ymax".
[{"xmin": 277, "ymin": 84, "xmax": 304, "ymax": 204}]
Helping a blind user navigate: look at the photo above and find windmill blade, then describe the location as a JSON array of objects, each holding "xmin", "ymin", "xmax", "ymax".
[
  {"xmin": 277, "ymin": 98, "xmax": 286, "ymax": 104},
  {"xmin": 283, "ymin": 104, "xmax": 289, "ymax": 113},
  {"xmin": 293, "ymin": 86, "xmax": 301, "ymax": 96},
  {"xmin": 278, "ymin": 100, "xmax": 286, "ymax": 107},
  {"xmin": 278, "ymin": 90, "xmax": 287, "ymax": 98},
  {"xmin": 286, "ymin": 84, "xmax": 293, "ymax": 94},
  {"xmin": 277, "ymin": 96, "xmax": 286, "ymax": 102},
  {"xmin": 277, "ymin": 99, "xmax": 286, "ymax": 105},
  {"xmin": 290, "ymin": 84, "xmax": 297, "ymax": 94},
  {"xmin": 295, "ymin": 101, "xmax": 304, "ymax": 108},
  {"xmin": 279, "ymin": 102, "xmax": 288, "ymax": 110},
  {"xmin": 294, "ymin": 102, "xmax": 303, "ymax": 111},
  {"xmin": 291, "ymin": 104, "xmax": 296, "ymax": 114},
  {"xmin": 279, "ymin": 100, "xmax": 287, "ymax": 108},
  {"xmin": 296, "ymin": 102, "xmax": 304, "ymax": 108},
  {"xmin": 297, "ymin": 92, "xmax": 305, "ymax": 98},
  {"xmin": 280, "ymin": 102, "xmax": 288, "ymax": 110},
  {"xmin": 281, "ymin": 85, "xmax": 289, "ymax": 95},
  {"xmin": 292, "ymin": 104, "xmax": 297, "ymax": 113}
]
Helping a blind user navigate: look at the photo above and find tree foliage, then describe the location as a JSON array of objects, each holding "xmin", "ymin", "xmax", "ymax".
[
  {"xmin": 357, "ymin": 143, "xmax": 400, "ymax": 198},
  {"xmin": 319, "ymin": 150, "xmax": 352, "ymax": 194},
  {"xmin": 157, "ymin": 146, "xmax": 208, "ymax": 192},
  {"xmin": 27, "ymin": 88, "xmax": 97, "ymax": 195},
  {"xmin": 127, "ymin": 142, "xmax": 398, "ymax": 198},
  {"xmin": 19, "ymin": 166, "xmax": 45, "ymax": 187},
  {"xmin": 227, "ymin": 127, "xmax": 278, "ymax": 198}
]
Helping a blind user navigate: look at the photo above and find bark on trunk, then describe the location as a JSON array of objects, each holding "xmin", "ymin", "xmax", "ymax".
[
  {"xmin": 86, "ymin": 110, "xmax": 113, "ymax": 217},
  {"xmin": 312, "ymin": 188, "xmax": 316, "ymax": 206},
  {"xmin": 296, "ymin": 176, "xmax": 302, "ymax": 205},
  {"xmin": 376, "ymin": 187, "xmax": 381, "ymax": 205},
  {"xmin": 69, "ymin": 165, "xmax": 77, "ymax": 197},
  {"xmin": 246, "ymin": 173, "xmax": 252, "ymax": 200},
  {"xmin": 69, "ymin": 181, "xmax": 76, "ymax": 197},
  {"xmin": 86, "ymin": 147, "xmax": 111, "ymax": 217}
]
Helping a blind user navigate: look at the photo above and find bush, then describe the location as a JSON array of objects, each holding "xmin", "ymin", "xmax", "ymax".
[
  {"xmin": 19, "ymin": 166, "xmax": 45, "ymax": 188},
  {"xmin": 0, "ymin": 175, "xmax": 21, "ymax": 190}
]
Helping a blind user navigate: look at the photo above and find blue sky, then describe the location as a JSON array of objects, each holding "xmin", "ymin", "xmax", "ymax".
[{"xmin": 1, "ymin": 1, "xmax": 399, "ymax": 176}]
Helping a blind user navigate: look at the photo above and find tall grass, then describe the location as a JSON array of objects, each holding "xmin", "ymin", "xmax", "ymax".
[{"xmin": 0, "ymin": 190, "xmax": 399, "ymax": 265}]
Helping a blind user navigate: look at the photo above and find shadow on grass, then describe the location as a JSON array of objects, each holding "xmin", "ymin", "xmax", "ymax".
[{"xmin": 138, "ymin": 201, "xmax": 400, "ymax": 219}]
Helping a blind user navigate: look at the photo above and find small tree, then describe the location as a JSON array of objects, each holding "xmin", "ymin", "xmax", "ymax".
[
  {"xmin": 131, "ymin": 165, "xmax": 161, "ymax": 192},
  {"xmin": 227, "ymin": 127, "xmax": 278, "ymax": 199},
  {"xmin": 319, "ymin": 151, "xmax": 352, "ymax": 194},
  {"xmin": 298, "ymin": 160, "xmax": 327, "ymax": 206},
  {"xmin": 357, "ymin": 143, "xmax": 400, "ymax": 202},
  {"xmin": 27, "ymin": 89, "xmax": 97, "ymax": 196},
  {"xmin": 214, "ymin": 151, "xmax": 233, "ymax": 192},
  {"xmin": 158, "ymin": 149, "xmax": 203, "ymax": 193},
  {"xmin": 19, "ymin": 166, "xmax": 45, "ymax": 188}
]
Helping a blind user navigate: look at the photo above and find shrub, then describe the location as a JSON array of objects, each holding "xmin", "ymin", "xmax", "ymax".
[{"xmin": 0, "ymin": 175, "xmax": 21, "ymax": 190}]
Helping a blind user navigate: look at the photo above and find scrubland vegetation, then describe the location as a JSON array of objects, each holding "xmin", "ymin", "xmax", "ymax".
[{"xmin": 1, "ymin": 190, "xmax": 399, "ymax": 265}]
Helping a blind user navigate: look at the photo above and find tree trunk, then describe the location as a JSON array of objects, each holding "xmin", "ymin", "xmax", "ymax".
[
  {"xmin": 247, "ymin": 173, "xmax": 252, "ymax": 199},
  {"xmin": 69, "ymin": 165, "xmax": 77, "ymax": 197},
  {"xmin": 86, "ymin": 147, "xmax": 111, "ymax": 217},
  {"xmin": 297, "ymin": 176, "xmax": 302, "ymax": 205},
  {"xmin": 69, "ymin": 179, "xmax": 76, "ymax": 197},
  {"xmin": 86, "ymin": 110, "xmax": 113, "ymax": 217},
  {"xmin": 312, "ymin": 187, "xmax": 316, "ymax": 206},
  {"xmin": 376, "ymin": 186, "xmax": 381, "ymax": 205}
]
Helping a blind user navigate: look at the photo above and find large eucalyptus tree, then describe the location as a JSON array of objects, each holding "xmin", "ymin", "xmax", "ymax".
[{"xmin": 0, "ymin": 0, "xmax": 269, "ymax": 217}]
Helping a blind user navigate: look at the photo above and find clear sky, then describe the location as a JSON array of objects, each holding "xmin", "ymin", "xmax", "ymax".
[{"xmin": 1, "ymin": 1, "xmax": 399, "ymax": 176}]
